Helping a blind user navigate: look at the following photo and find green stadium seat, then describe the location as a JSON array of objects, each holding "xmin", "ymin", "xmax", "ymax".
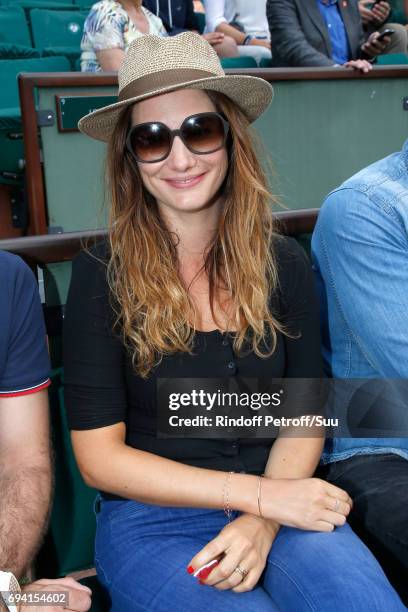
[
  {"xmin": 194, "ymin": 11, "xmax": 205, "ymax": 34},
  {"xmin": 220, "ymin": 56, "xmax": 258, "ymax": 69},
  {"xmin": 72, "ymin": 0, "xmax": 93, "ymax": 8},
  {"xmin": 376, "ymin": 52, "xmax": 408, "ymax": 65},
  {"xmin": 0, "ymin": 43, "xmax": 40, "ymax": 59},
  {"xmin": 0, "ymin": 5, "xmax": 41, "ymax": 58},
  {"xmin": 0, "ymin": 6, "xmax": 32, "ymax": 46},
  {"xmin": 3, "ymin": 0, "xmax": 76, "ymax": 8},
  {"xmin": 0, "ymin": 55, "xmax": 70, "ymax": 184},
  {"xmin": 30, "ymin": 9, "xmax": 85, "ymax": 67},
  {"xmin": 259, "ymin": 57, "xmax": 273, "ymax": 68}
]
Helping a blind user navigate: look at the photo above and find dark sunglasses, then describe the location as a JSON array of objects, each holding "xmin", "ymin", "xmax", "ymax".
[{"xmin": 125, "ymin": 112, "xmax": 230, "ymax": 164}]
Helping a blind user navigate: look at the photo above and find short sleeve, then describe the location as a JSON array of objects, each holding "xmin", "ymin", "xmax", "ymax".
[
  {"xmin": 0, "ymin": 254, "xmax": 50, "ymax": 396},
  {"xmin": 274, "ymin": 237, "xmax": 323, "ymax": 378},
  {"xmin": 63, "ymin": 246, "xmax": 127, "ymax": 430},
  {"xmin": 82, "ymin": 2, "xmax": 126, "ymax": 52}
]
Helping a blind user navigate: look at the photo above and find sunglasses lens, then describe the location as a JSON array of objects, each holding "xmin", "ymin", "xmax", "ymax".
[
  {"xmin": 129, "ymin": 123, "xmax": 171, "ymax": 162},
  {"xmin": 182, "ymin": 114, "xmax": 226, "ymax": 154}
]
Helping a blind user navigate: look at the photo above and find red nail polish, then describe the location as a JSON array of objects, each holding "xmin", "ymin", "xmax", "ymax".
[{"xmin": 187, "ymin": 566, "xmax": 194, "ymax": 574}]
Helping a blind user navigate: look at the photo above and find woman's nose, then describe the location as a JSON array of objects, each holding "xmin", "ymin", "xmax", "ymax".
[{"xmin": 166, "ymin": 135, "xmax": 196, "ymax": 171}]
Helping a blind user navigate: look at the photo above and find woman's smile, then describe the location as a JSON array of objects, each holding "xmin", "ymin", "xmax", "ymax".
[{"xmin": 163, "ymin": 172, "xmax": 207, "ymax": 189}]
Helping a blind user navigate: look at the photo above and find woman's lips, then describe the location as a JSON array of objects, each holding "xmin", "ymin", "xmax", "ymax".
[{"xmin": 164, "ymin": 173, "xmax": 206, "ymax": 189}]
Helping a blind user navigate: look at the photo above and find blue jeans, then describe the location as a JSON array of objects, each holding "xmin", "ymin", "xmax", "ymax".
[{"xmin": 94, "ymin": 496, "xmax": 405, "ymax": 611}]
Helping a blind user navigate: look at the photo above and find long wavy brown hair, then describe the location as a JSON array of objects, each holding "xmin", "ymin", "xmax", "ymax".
[{"xmin": 106, "ymin": 89, "xmax": 285, "ymax": 378}]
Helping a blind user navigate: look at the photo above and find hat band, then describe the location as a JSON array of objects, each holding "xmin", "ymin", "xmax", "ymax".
[{"xmin": 118, "ymin": 68, "xmax": 217, "ymax": 102}]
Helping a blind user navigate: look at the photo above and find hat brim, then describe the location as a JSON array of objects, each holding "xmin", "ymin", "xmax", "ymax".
[{"xmin": 78, "ymin": 74, "xmax": 273, "ymax": 142}]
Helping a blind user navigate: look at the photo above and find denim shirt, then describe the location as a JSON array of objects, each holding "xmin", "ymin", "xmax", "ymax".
[{"xmin": 311, "ymin": 140, "xmax": 408, "ymax": 463}]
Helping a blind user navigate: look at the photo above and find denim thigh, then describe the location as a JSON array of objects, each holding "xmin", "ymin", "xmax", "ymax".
[
  {"xmin": 94, "ymin": 497, "xmax": 405, "ymax": 612},
  {"xmin": 94, "ymin": 497, "xmax": 278, "ymax": 612},
  {"xmin": 264, "ymin": 523, "xmax": 405, "ymax": 612}
]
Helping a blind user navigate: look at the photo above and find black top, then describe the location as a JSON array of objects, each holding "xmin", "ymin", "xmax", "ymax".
[{"xmin": 63, "ymin": 236, "xmax": 323, "ymax": 476}]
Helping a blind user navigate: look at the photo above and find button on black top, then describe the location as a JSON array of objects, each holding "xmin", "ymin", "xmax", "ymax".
[
  {"xmin": 221, "ymin": 339, "xmax": 229, "ymax": 346},
  {"xmin": 227, "ymin": 361, "xmax": 235, "ymax": 369}
]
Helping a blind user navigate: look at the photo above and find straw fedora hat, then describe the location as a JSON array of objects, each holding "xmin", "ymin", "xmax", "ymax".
[{"xmin": 78, "ymin": 31, "xmax": 273, "ymax": 142}]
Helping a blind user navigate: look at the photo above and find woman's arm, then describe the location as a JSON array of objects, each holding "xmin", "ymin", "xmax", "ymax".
[
  {"xmin": 264, "ymin": 435, "xmax": 324, "ymax": 479},
  {"xmin": 72, "ymin": 423, "xmax": 257, "ymax": 511},
  {"xmin": 215, "ymin": 21, "xmax": 246, "ymax": 44},
  {"xmin": 96, "ymin": 48, "xmax": 125, "ymax": 71}
]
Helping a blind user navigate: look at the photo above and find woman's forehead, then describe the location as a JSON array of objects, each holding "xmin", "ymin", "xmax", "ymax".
[{"xmin": 130, "ymin": 89, "xmax": 217, "ymax": 127}]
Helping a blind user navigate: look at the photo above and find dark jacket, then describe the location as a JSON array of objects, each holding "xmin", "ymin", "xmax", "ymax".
[
  {"xmin": 142, "ymin": 0, "xmax": 199, "ymax": 35},
  {"xmin": 266, "ymin": 0, "xmax": 366, "ymax": 67}
]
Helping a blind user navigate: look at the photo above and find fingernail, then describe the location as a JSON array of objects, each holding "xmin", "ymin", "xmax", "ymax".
[
  {"xmin": 198, "ymin": 580, "xmax": 205, "ymax": 585},
  {"xmin": 187, "ymin": 566, "xmax": 194, "ymax": 574}
]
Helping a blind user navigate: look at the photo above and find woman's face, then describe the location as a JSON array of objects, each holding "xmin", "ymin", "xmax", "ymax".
[{"xmin": 130, "ymin": 89, "xmax": 229, "ymax": 217}]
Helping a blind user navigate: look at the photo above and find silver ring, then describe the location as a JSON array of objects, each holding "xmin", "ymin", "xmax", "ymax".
[
  {"xmin": 234, "ymin": 565, "xmax": 248, "ymax": 578},
  {"xmin": 334, "ymin": 499, "xmax": 340, "ymax": 513}
]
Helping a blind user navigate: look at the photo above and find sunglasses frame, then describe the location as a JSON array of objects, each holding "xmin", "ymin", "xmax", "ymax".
[{"xmin": 125, "ymin": 112, "xmax": 230, "ymax": 164}]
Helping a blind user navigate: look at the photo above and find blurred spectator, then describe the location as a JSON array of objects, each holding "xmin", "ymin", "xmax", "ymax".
[
  {"xmin": 142, "ymin": 0, "xmax": 239, "ymax": 56},
  {"xmin": 204, "ymin": 0, "xmax": 272, "ymax": 65},
  {"xmin": 266, "ymin": 0, "xmax": 395, "ymax": 69},
  {"xmin": 81, "ymin": 0, "xmax": 167, "ymax": 72},
  {"xmin": 359, "ymin": 1, "xmax": 408, "ymax": 53}
]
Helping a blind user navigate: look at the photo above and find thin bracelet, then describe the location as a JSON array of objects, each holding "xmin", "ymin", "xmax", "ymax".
[
  {"xmin": 223, "ymin": 471, "xmax": 234, "ymax": 522},
  {"xmin": 257, "ymin": 474, "xmax": 264, "ymax": 519}
]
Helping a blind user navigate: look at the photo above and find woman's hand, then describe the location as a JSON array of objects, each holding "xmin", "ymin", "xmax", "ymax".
[
  {"xmin": 260, "ymin": 477, "xmax": 352, "ymax": 532},
  {"xmin": 187, "ymin": 514, "xmax": 278, "ymax": 592},
  {"xmin": 201, "ymin": 32, "xmax": 225, "ymax": 46}
]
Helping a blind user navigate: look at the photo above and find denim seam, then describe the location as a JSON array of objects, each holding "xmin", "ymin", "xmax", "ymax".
[
  {"xmin": 332, "ymin": 185, "xmax": 408, "ymax": 244},
  {"xmin": 318, "ymin": 214, "xmax": 382, "ymax": 374},
  {"xmin": 266, "ymin": 559, "xmax": 316, "ymax": 611},
  {"xmin": 148, "ymin": 561, "xmax": 194, "ymax": 609},
  {"xmin": 318, "ymin": 224, "xmax": 352, "ymax": 377}
]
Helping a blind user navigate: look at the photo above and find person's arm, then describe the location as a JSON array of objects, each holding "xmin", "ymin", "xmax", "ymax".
[
  {"xmin": 266, "ymin": 0, "xmax": 334, "ymax": 66},
  {"xmin": 95, "ymin": 48, "xmax": 125, "ymax": 71},
  {"xmin": 0, "ymin": 391, "xmax": 51, "ymax": 578},
  {"xmin": 312, "ymin": 187, "xmax": 408, "ymax": 378}
]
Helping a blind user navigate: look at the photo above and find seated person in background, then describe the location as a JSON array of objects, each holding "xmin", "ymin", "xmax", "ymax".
[
  {"xmin": 204, "ymin": 0, "xmax": 272, "ymax": 65},
  {"xmin": 142, "ymin": 0, "xmax": 239, "ymax": 56},
  {"xmin": 81, "ymin": 0, "xmax": 167, "ymax": 72},
  {"xmin": 266, "ymin": 0, "xmax": 392, "ymax": 69},
  {"xmin": 311, "ymin": 140, "xmax": 408, "ymax": 604},
  {"xmin": 358, "ymin": 1, "xmax": 408, "ymax": 53},
  {"xmin": 0, "ymin": 252, "xmax": 92, "ymax": 612}
]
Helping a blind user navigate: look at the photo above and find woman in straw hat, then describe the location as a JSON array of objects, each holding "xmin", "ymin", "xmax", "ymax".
[{"xmin": 63, "ymin": 33, "xmax": 404, "ymax": 611}]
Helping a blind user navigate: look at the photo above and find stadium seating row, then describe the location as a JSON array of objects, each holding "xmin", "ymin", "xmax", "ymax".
[{"xmin": 0, "ymin": 6, "xmax": 86, "ymax": 65}]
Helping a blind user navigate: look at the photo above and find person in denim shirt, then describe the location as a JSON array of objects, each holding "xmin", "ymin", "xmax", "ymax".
[{"xmin": 312, "ymin": 139, "xmax": 408, "ymax": 603}]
